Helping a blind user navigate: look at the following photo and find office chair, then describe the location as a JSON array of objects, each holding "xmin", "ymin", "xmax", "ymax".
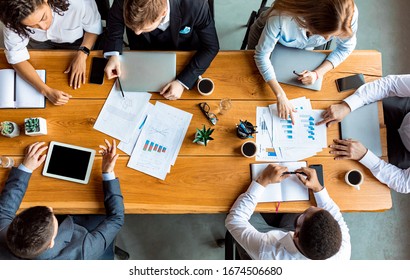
[
  {"xmin": 223, "ymin": 230, "xmax": 241, "ymax": 260},
  {"xmin": 241, "ymin": 0, "xmax": 332, "ymax": 51}
]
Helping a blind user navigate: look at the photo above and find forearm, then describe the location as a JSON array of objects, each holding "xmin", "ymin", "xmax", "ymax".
[
  {"xmin": 13, "ymin": 61, "xmax": 49, "ymax": 95},
  {"xmin": 314, "ymin": 60, "xmax": 334, "ymax": 78},
  {"xmin": 267, "ymin": 79, "xmax": 285, "ymax": 98},
  {"xmin": 80, "ymin": 32, "xmax": 98, "ymax": 50}
]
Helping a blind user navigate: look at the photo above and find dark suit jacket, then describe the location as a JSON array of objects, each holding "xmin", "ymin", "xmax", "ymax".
[
  {"xmin": 104, "ymin": 0, "xmax": 219, "ymax": 89},
  {"xmin": 0, "ymin": 168, "xmax": 124, "ymax": 260}
]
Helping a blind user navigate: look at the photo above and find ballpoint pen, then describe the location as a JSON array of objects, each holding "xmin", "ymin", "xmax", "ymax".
[
  {"xmin": 117, "ymin": 77, "xmax": 125, "ymax": 99},
  {"xmin": 282, "ymin": 171, "xmax": 307, "ymax": 176},
  {"xmin": 293, "ymin": 70, "xmax": 302, "ymax": 77}
]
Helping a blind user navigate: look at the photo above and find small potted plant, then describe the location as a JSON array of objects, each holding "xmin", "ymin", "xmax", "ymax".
[
  {"xmin": 24, "ymin": 117, "xmax": 47, "ymax": 136},
  {"xmin": 0, "ymin": 121, "xmax": 20, "ymax": 138},
  {"xmin": 193, "ymin": 125, "xmax": 214, "ymax": 146}
]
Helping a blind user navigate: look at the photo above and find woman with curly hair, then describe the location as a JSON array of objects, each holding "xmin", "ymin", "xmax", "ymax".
[
  {"xmin": 0, "ymin": 0, "xmax": 102, "ymax": 105},
  {"xmin": 248, "ymin": 0, "xmax": 358, "ymax": 123}
]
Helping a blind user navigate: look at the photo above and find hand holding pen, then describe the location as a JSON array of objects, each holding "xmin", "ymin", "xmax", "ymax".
[
  {"xmin": 293, "ymin": 70, "xmax": 319, "ymax": 85},
  {"xmin": 117, "ymin": 77, "xmax": 125, "ymax": 99}
]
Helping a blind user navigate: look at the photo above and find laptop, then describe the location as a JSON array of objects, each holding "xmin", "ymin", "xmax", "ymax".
[
  {"xmin": 270, "ymin": 44, "xmax": 328, "ymax": 91},
  {"xmin": 340, "ymin": 102, "xmax": 382, "ymax": 157},
  {"xmin": 119, "ymin": 52, "xmax": 176, "ymax": 92}
]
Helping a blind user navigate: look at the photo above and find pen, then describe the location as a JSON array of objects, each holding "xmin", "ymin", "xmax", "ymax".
[
  {"xmin": 117, "ymin": 77, "xmax": 125, "ymax": 99},
  {"xmin": 293, "ymin": 70, "xmax": 302, "ymax": 77},
  {"xmin": 282, "ymin": 171, "xmax": 307, "ymax": 176}
]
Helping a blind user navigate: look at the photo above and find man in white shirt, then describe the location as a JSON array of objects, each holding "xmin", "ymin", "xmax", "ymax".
[
  {"xmin": 318, "ymin": 75, "xmax": 410, "ymax": 193},
  {"xmin": 0, "ymin": 0, "xmax": 102, "ymax": 105},
  {"xmin": 226, "ymin": 164, "xmax": 351, "ymax": 260}
]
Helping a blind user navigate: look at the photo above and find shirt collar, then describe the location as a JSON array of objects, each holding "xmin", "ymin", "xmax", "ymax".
[{"xmin": 157, "ymin": 0, "xmax": 171, "ymax": 31}]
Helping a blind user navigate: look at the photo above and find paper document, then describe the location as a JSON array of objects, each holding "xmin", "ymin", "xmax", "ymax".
[
  {"xmin": 251, "ymin": 161, "xmax": 309, "ymax": 202},
  {"xmin": 94, "ymin": 84, "xmax": 151, "ymax": 142},
  {"xmin": 127, "ymin": 102, "xmax": 192, "ymax": 180}
]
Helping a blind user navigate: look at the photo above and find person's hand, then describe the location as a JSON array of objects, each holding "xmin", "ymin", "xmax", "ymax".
[
  {"xmin": 277, "ymin": 94, "xmax": 296, "ymax": 124},
  {"xmin": 43, "ymin": 86, "xmax": 72, "ymax": 105},
  {"xmin": 160, "ymin": 80, "xmax": 184, "ymax": 100},
  {"xmin": 316, "ymin": 102, "xmax": 351, "ymax": 127},
  {"xmin": 22, "ymin": 142, "xmax": 48, "ymax": 171},
  {"xmin": 297, "ymin": 70, "xmax": 319, "ymax": 85},
  {"xmin": 295, "ymin": 167, "xmax": 323, "ymax": 192},
  {"xmin": 329, "ymin": 139, "xmax": 368, "ymax": 160},
  {"xmin": 256, "ymin": 164, "xmax": 291, "ymax": 187},
  {"xmin": 64, "ymin": 51, "xmax": 87, "ymax": 89},
  {"xmin": 99, "ymin": 139, "xmax": 119, "ymax": 173},
  {"xmin": 104, "ymin": 56, "xmax": 121, "ymax": 80}
]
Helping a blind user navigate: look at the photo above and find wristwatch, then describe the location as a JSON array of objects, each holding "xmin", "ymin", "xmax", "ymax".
[{"xmin": 78, "ymin": 46, "xmax": 90, "ymax": 56}]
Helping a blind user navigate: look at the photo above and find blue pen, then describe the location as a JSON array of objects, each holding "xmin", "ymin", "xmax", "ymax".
[{"xmin": 139, "ymin": 115, "xmax": 148, "ymax": 129}]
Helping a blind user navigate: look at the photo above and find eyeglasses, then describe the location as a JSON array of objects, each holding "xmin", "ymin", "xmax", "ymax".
[{"xmin": 198, "ymin": 102, "xmax": 218, "ymax": 125}]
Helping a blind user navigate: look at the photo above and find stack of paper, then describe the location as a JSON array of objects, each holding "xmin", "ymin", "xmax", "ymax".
[
  {"xmin": 94, "ymin": 84, "xmax": 192, "ymax": 180},
  {"xmin": 256, "ymin": 97, "xmax": 327, "ymax": 161}
]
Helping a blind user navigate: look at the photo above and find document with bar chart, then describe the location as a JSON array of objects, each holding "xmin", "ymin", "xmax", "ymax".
[
  {"xmin": 272, "ymin": 110, "xmax": 327, "ymax": 148},
  {"xmin": 127, "ymin": 102, "xmax": 192, "ymax": 180}
]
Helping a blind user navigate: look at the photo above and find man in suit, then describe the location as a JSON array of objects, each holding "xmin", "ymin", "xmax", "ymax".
[
  {"xmin": 103, "ymin": 0, "xmax": 219, "ymax": 100},
  {"xmin": 0, "ymin": 140, "xmax": 124, "ymax": 259}
]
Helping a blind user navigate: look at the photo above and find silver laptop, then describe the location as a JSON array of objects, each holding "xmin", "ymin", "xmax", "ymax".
[
  {"xmin": 270, "ymin": 44, "xmax": 327, "ymax": 91},
  {"xmin": 341, "ymin": 102, "xmax": 382, "ymax": 157},
  {"xmin": 120, "ymin": 52, "xmax": 176, "ymax": 92}
]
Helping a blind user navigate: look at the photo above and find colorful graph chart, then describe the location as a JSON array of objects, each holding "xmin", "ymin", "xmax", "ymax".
[
  {"xmin": 300, "ymin": 115, "xmax": 316, "ymax": 140},
  {"xmin": 143, "ymin": 140, "xmax": 167, "ymax": 153}
]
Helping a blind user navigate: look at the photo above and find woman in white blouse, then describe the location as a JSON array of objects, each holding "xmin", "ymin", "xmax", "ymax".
[
  {"xmin": 248, "ymin": 0, "xmax": 358, "ymax": 123},
  {"xmin": 0, "ymin": 0, "xmax": 102, "ymax": 105}
]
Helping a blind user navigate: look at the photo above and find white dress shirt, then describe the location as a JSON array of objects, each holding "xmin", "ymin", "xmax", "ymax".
[
  {"xmin": 225, "ymin": 181, "xmax": 351, "ymax": 260},
  {"xmin": 3, "ymin": 0, "xmax": 102, "ymax": 65},
  {"xmin": 344, "ymin": 74, "xmax": 410, "ymax": 193}
]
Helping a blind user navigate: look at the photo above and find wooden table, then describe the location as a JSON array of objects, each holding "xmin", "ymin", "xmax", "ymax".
[{"xmin": 0, "ymin": 50, "xmax": 391, "ymax": 214}]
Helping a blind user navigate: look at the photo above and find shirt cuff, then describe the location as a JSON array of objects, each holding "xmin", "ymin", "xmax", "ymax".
[
  {"xmin": 5, "ymin": 48, "xmax": 30, "ymax": 65},
  {"xmin": 343, "ymin": 94, "xmax": 364, "ymax": 112},
  {"xmin": 176, "ymin": 79, "xmax": 189, "ymax": 90},
  {"xmin": 83, "ymin": 24, "xmax": 103, "ymax": 36},
  {"xmin": 104, "ymin": 51, "xmax": 120, "ymax": 58},
  {"xmin": 313, "ymin": 187, "xmax": 330, "ymax": 207},
  {"xmin": 102, "ymin": 172, "xmax": 116, "ymax": 181},
  {"xmin": 247, "ymin": 180, "xmax": 268, "ymax": 199},
  {"xmin": 18, "ymin": 164, "xmax": 33, "ymax": 173},
  {"xmin": 359, "ymin": 149, "xmax": 380, "ymax": 170}
]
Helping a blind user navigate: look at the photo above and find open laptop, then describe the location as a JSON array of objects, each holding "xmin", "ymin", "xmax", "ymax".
[
  {"xmin": 270, "ymin": 44, "xmax": 328, "ymax": 91},
  {"xmin": 341, "ymin": 102, "xmax": 382, "ymax": 157},
  {"xmin": 119, "ymin": 52, "xmax": 176, "ymax": 92}
]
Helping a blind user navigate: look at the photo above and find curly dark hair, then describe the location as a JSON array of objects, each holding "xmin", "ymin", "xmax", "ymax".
[
  {"xmin": 298, "ymin": 209, "xmax": 342, "ymax": 260},
  {"xmin": 6, "ymin": 206, "xmax": 55, "ymax": 259},
  {"xmin": 0, "ymin": 0, "xmax": 70, "ymax": 37}
]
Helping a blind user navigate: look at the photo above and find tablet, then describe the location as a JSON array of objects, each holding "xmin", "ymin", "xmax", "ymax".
[{"xmin": 42, "ymin": 141, "xmax": 96, "ymax": 184}]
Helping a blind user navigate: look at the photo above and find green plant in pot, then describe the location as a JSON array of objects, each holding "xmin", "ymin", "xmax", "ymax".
[
  {"xmin": 193, "ymin": 125, "xmax": 214, "ymax": 146},
  {"xmin": 0, "ymin": 121, "xmax": 20, "ymax": 138},
  {"xmin": 24, "ymin": 117, "xmax": 47, "ymax": 136}
]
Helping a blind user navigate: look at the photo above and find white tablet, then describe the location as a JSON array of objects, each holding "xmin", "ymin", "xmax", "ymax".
[{"xmin": 42, "ymin": 141, "xmax": 96, "ymax": 184}]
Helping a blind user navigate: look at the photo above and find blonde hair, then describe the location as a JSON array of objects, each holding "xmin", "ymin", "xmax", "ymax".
[
  {"xmin": 267, "ymin": 0, "xmax": 355, "ymax": 37},
  {"xmin": 124, "ymin": 0, "xmax": 167, "ymax": 31}
]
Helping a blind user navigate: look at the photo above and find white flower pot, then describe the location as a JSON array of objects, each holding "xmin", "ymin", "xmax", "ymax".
[
  {"xmin": 194, "ymin": 131, "xmax": 209, "ymax": 146},
  {"xmin": 1, "ymin": 121, "xmax": 20, "ymax": 138},
  {"xmin": 24, "ymin": 117, "xmax": 48, "ymax": 136}
]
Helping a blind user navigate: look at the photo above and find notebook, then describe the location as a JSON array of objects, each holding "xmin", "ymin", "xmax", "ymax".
[
  {"xmin": 119, "ymin": 52, "xmax": 176, "ymax": 92},
  {"xmin": 0, "ymin": 69, "xmax": 46, "ymax": 109},
  {"xmin": 341, "ymin": 102, "xmax": 382, "ymax": 157},
  {"xmin": 270, "ymin": 44, "xmax": 327, "ymax": 91},
  {"xmin": 251, "ymin": 161, "xmax": 309, "ymax": 202}
]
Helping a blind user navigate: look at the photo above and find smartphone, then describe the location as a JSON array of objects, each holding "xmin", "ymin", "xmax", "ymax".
[
  {"xmin": 335, "ymin": 73, "xmax": 365, "ymax": 92},
  {"xmin": 89, "ymin": 57, "xmax": 107, "ymax": 85},
  {"xmin": 309, "ymin": 164, "xmax": 324, "ymax": 186}
]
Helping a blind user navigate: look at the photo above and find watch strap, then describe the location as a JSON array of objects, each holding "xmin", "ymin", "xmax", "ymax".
[{"xmin": 78, "ymin": 46, "xmax": 90, "ymax": 55}]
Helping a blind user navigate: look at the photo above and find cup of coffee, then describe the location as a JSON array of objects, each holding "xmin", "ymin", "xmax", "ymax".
[
  {"xmin": 241, "ymin": 141, "xmax": 257, "ymax": 158},
  {"xmin": 345, "ymin": 169, "xmax": 364, "ymax": 190},
  {"xmin": 197, "ymin": 76, "xmax": 214, "ymax": 96}
]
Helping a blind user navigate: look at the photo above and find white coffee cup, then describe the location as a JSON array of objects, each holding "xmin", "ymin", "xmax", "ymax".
[
  {"xmin": 197, "ymin": 76, "xmax": 214, "ymax": 96},
  {"xmin": 345, "ymin": 169, "xmax": 364, "ymax": 190},
  {"xmin": 241, "ymin": 141, "xmax": 257, "ymax": 158}
]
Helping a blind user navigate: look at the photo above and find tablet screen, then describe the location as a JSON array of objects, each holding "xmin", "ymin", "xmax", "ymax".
[{"xmin": 43, "ymin": 142, "xmax": 95, "ymax": 184}]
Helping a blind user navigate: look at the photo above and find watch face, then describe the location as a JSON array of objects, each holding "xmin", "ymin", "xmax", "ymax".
[{"xmin": 79, "ymin": 46, "xmax": 90, "ymax": 55}]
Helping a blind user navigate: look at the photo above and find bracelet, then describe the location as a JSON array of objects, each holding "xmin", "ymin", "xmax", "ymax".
[{"xmin": 78, "ymin": 45, "xmax": 90, "ymax": 56}]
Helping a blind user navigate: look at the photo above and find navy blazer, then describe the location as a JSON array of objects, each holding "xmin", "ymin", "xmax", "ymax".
[
  {"xmin": 0, "ymin": 168, "xmax": 124, "ymax": 260},
  {"xmin": 104, "ymin": 0, "xmax": 220, "ymax": 89}
]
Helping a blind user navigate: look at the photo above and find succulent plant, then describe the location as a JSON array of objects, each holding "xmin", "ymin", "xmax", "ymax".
[
  {"xmin": 193, "ymin": 125, "xmax": 214, "ymax": 146},
  {"xmin": 0, "ymin": 121, "xmax": 15, "ymax": 135},
  {"xmin": 25, "ymin": 118, "xmax": 40, "ymax": 133}
]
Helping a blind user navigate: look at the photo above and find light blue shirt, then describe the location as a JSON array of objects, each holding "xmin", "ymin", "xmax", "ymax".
[{"xmin": 254, "ymin": 5, "xmax": 359, "ymax": 82}]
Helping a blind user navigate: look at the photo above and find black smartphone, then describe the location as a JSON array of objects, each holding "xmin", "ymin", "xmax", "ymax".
[
  {"xmin": 309, "ymin": 164, "xmax": 324, "ymax": 186},
  {"xmin": 89, "ymin": 57, "xmax": 107, "ymax": 85},
  {"xmin": 335, "ymin": 73, "xmax": 365, "ymax": 92}
]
